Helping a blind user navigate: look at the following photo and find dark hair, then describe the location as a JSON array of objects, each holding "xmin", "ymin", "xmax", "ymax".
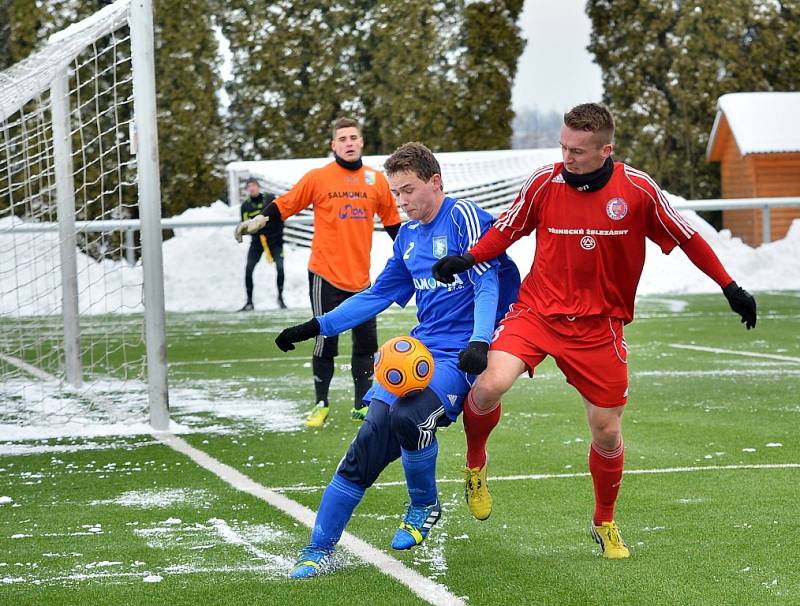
[
  {"xmin": 331, "ymin": 117, "xmax": 361, "ymax": 139},
  {"xmin": 384, "ymin": 142, "xmax": 442, "ymax": 187},
  {"xmin": 564, "ymin": 103, "xmax": 615, "ymax": 145}
]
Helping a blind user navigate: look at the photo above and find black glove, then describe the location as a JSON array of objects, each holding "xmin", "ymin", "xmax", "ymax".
[
  {"xmin": 457, "ymin": 341, "xmax": 490, "ymax": 374},
  {"xmin": 432, "ymin": 254, "xmax": 475, "ymax": 284},
  {"xmin": 275, "ymin": 318, "xmax": 320, "ymax": 352},
  {"xmin": 723, "ymin": 281, "xmax": 757, "ymax": 330},
  {"xmin": 262, "ymin": 202, "xmax": 282, "ymax": 223}
]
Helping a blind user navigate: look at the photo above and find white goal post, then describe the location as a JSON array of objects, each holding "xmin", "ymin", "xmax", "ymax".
[{"xmin": 0, "ymin": 0, "xmax": 169, "ymax": 431}]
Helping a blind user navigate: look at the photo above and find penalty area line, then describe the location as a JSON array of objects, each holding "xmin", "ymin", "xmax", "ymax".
[
  {"xmin": 154, "ymin": 432, "xmax": 465, "ymax": 606},
  {"xmin": 270, "ymin": 463, "xmax": 800, "ymax": 493},
  {"xmin": 669, "ymin": 343, "xmax": 800, "ymax": 364}
]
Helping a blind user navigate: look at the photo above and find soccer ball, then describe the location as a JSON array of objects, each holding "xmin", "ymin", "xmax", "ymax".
[{"xmin": 374, "ymin": 336, "xmax": 435, "ymax": 397}]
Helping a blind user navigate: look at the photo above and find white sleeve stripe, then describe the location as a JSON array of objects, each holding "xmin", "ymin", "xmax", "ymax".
[
  {"xmin": 623, "ymin": 168, "xmax": 682, "ymax": 245},
  {"xmin": 624, "ymin": 166, "xmax": 694, "ymax": 238},
  {"xmin": 495, "ymin": 164, "xmax": 552, "ymax": 231},
  {"xmin": 495, "ymin": 164, "xmax": 553, "ymax": 232},
  {"xmin": 454, "ymin": 200, "xmax": 481, "ymax": 248},
  {"xmin": 496, "ymin": 164, "xmax": 554, "ymax": 236},
  {"xmin": 626, "ymin": 166, "xmax": 695, "ymax": 234},
  {"xmin": 453, "ymin": 204, "xmax": 477, "ymax": 249}
]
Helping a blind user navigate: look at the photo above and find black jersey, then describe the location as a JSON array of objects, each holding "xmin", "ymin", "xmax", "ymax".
[{"xmin": 240, "ymin": 193, "xmax": 283, "ymax": 243}]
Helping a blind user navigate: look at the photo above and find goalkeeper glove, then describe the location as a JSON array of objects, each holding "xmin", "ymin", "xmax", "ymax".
[
  {"xmin": 234, "ymin": 214, "xmax": 268, "ymax": 242},
  {"xmin": 275, "ymin": 318, "xmax": 321, "ymax": 352},
  {"xmin": 457, "ymin": 341, "xmax": 489, "ymax": 374},
  {"xmin": 432, "ymin": 253, "xmax": 475, "ymax": 284},
  {"xmin": 722, "ymin": 281, "xmax": 757, "ymax": 329}
]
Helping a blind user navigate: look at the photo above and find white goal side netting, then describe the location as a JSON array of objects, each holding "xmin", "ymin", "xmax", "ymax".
[{"xmin": 0, "ymin": 0, "xmax": 169, "ymax": 438}]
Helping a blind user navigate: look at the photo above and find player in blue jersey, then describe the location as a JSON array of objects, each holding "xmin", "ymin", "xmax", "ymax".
[{"xmin": 274, "ymin": 142, "xmax": 520, "ymax": 579}]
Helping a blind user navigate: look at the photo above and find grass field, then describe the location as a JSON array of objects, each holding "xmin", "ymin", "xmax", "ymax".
[{"xmin": 2, "ymin": 293, "xmax": 799, "ymax": 605}]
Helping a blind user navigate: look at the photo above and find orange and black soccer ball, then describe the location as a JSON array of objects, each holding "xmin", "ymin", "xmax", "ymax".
[{"xmin": 373, "ymin": 336, "xmax": 434, "ymax": 397}]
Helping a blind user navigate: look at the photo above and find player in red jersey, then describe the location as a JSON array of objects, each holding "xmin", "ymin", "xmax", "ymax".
[{"xmin": 432, "ymin": 103, "xmax": 756, "ymax": 558}]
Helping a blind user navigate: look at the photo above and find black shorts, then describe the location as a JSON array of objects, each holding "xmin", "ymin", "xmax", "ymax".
[{"xmin": 308, "ymin": 271, "xmax": 378, "ymax": 358}]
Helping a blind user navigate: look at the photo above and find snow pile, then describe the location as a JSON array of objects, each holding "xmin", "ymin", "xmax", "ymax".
[{"xmin": 2, "ymin": 195, "xmax": 799, "ymax": 317}]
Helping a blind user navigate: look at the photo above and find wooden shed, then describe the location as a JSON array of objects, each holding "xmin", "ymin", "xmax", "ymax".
[{"xmin": 706, "ymin": 92, "xmax": 800, "ymax": 246}]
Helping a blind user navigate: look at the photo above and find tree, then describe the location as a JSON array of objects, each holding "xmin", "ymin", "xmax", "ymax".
[
  {"xmin": 153, "ymin": 0, "xmax": 226, "ymax": 216},
  {"xmin": 451, "ymin": 0, "xmax": 525, "ymax": 151},
  {"xmin": 587, "ymin": 0, "xmax": 800, "ymax": 199}
]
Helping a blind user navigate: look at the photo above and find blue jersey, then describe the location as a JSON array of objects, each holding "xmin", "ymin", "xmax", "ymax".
[{"xmin": 317, "ymin": 196, "xmax": 520, "ymax": 357}]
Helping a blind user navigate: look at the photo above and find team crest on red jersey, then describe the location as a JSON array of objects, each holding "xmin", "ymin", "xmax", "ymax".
[{"xmin": 606, "ymin": 197, "xmax": 628, "ymax": 220}]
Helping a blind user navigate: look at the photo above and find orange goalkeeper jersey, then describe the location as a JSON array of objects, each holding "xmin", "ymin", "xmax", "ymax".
[{"xmin": 275, "ymin": 160, "xmax": 400, "ymax": 292}]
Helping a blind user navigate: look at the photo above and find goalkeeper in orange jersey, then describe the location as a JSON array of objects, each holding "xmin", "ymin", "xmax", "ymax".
[{"xmin": 237, "ymin": 117, "xmax": 401, "ymax": 427}]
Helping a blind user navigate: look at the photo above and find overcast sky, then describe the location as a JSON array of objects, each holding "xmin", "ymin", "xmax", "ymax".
[{"xmin": 512, "ymin": 0, "xmax": 604, "ymax": 113}]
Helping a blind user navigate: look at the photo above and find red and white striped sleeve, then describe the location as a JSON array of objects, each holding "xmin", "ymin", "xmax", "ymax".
[
  {"xmin": 623, "ymin": 165, "xmax": 695, "ymax": 253},
  {"xmin": 469, "ymin": 164, "xmax": 555, "ymax": 264}
]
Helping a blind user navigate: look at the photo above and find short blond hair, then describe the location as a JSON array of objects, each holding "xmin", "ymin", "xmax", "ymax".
[{"xmin": 564, "ymin": 103, "xmax": 615, "ymax": 145}]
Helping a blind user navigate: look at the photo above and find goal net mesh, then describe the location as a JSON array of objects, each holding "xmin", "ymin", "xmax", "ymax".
[{"xmin": 0, "ymin": 0, "xmax": 157, "ymax": 436}]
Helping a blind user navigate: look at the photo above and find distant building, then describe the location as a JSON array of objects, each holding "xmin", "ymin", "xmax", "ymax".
[{"xmin": 707, "ymin": 92, "xmax": 800, "ymax": 246}]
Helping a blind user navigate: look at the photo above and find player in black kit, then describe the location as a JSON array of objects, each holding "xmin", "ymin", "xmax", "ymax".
[{"xmin": 235, "ymin": 177, "xmax": 286, "ymax": 310}]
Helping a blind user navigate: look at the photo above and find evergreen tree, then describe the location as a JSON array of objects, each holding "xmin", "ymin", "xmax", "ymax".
[
  {"xmin": 587, "ymin": 0, "xmax": 800, "ymax": 199},
  {"xmin": 451, "ymin": 0, "xmax": 525, "ymax": 151},
  {"xmin": 153, "ymin": 0, "xmax": 225, "ymax": 216}
]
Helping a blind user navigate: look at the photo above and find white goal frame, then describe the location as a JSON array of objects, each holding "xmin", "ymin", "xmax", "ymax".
[{"xmin": 0, "ymin": 0, "xmax": 169, "ymax": 430}]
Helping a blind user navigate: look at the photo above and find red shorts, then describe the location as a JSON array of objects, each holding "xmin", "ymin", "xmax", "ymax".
[{"xmin": 490, "ymin": 306, "xmax": 628, "ymax": 407}]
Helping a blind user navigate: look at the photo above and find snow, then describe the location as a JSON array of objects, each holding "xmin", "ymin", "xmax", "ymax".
[
  {"xmin": 711, "ymin": 92, "xmax": 800, "ymax": 155},
  {"xmin": 4, "ymin": 196, "xmax": 799, "ymax": 317},
  {"xmin": 0, "ymin": 496, "xmax": 12, "ymax": 505}
]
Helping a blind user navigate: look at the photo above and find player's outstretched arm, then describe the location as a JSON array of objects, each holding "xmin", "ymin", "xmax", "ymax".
[
  {"xmin": 234, "ymin": 204, "xmax": 281, "ymax": 242},
  {"xmin": 680, "ymin": 234, "xmax": 757, "ymax": 329},
  {"xmin": 457, "ymin": 265, "xmax": 500, "ymax": 374},
  {"xmin": 275, "ymin": 319, "xmax": 320, "ymax": 351}
]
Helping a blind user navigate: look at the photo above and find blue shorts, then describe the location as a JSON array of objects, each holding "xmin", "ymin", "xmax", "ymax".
[{"xmin": 363, "ymin": 353, "xmax": 474, "ymax": 421}]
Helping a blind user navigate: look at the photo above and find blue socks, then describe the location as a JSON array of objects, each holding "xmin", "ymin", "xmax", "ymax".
[
  {"xmin": 401, "ymin": 441, "xmax": 439, "ymax": 507},
  {"xmin": 310, "ymin": 474, "xmax": 365, "ymax": 551}
]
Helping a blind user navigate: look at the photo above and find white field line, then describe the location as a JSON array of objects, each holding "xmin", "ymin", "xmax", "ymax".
[
  {"xmin": 169, "ymin": 355, "xmax": 308, "ymax": 367},
  {"xmin": 669, "ymin": 343, "xmax": 800, "ymax": 364},
  {"xmin": 0, "ymin": 352, "xmax": 59, "ymax": 381},
  {"xmin": 155, "ymin": 432, "xmax": 465, "ymax": 606},
  {"xmin": 208, "ymin": 517, "xmax": 292, "ymax": 568},
  {"xmin": 269, "ymin": 463, "xmax": 800, "ymax": 493}
]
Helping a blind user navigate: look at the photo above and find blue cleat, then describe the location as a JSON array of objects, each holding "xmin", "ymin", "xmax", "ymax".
[
  {"xmin": 289, "ymin": 544, "xmax": 333, "ymax": 579},
  {"xmin": 391, "ymin": 500, "xmax": 442, "ymax": 550}
]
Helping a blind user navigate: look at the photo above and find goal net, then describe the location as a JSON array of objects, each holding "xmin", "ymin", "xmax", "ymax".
[{"xmin": 0, "ymin": 0, "xmax": 169, "ymax": 437}]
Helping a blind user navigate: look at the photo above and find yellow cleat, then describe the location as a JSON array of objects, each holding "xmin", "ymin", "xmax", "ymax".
[
  {"xmin": 304, "ymin": 403, "xmax": 330, "ymax": 428},
  {"xmin": 591, "ymin": 521, "xmax": 630, "ymax": 559},
  {"xmin": 464, "ymin": 462, "xmax": 492, "ymax": 521}
]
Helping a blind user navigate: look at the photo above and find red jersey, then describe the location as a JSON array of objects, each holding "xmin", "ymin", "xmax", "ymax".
[{"xmin": 470, "ymin": 162, "xmax": 696, "ymax": 323}]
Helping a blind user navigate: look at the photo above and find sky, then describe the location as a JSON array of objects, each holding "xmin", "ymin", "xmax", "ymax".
[{"xmin": 512, "ymin": 0, "xmax": 604, "ymax": 113}]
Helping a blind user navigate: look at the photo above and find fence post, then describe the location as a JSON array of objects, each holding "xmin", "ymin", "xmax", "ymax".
[
  {"xmin": 227, "ymin": 167, "xmax": 240, "ymax": 207},
  {"xmin": 131, "ymin": 0, "xmax": 170, "ymax": 431},
  {"xmin": 50, "ymin": 71, "xmax": 82, "ymax": 388},
  {"xmin": 762, "ymin": 205, "xmax": 771, "ymax": 244},
  {"xmin": 124, "ymin": 228, "xmax": 136, "ymax": 265}
]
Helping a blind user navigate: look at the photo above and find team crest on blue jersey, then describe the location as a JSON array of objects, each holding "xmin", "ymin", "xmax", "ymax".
[
  {"xmin": 432, "ymin": 236, "xmax": 448, "ymax": 258},
  {"xmin": 606, "ymin": 197, "xmax": 628, "ymax": 220},
  {"xmin": 364, "ymin": 170, "xmax": 376, "ymax": 185}
]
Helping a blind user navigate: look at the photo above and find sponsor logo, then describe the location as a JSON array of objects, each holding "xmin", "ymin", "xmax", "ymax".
[
  {"xmin": 447, "ymin": 394, "xmax": 458, "ymax": 406},
  {"xmin": 403, "ymin": 241, "xmax": 415, "ymax": 260},
  {"xmin": 432, "ymin": 236, "xmax": 448, "ymax": 258},
  {"xmin": 606, "ymin": 197, "xmax": 628, "ymax": 220},
  {"xmin": 364, "ymin": 170, "xmax": 376, "ymax": 185},
  {"xmin": 551, "ymin": 173, "xmax": 565, "ymax": 184},
  {"xmin": 546, "ymin": 227, "xmax": 629, "ymax": 236},
  {"xmin": 328, "ymin": 190, "xmax": 368, "ymax": 200},
  {"xmin": 580, "ymin": 235, "xmax": 596, "ymax": 250},
  {"xmin": 414, "ymin": 274, "xmax": 464, "ymax": 291},
  {"xmin": 338, "ymin": 203, "xmax": 369, "ymax": 220}
]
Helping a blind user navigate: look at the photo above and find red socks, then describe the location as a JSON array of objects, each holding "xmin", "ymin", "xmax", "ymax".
[
  {"xmin": 463, "ymin": 391, "xmax": 501, "ymax": 468},
  {"xmin": 589, "ymin": 441, "xmax": 624, "ymax": 524}
]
